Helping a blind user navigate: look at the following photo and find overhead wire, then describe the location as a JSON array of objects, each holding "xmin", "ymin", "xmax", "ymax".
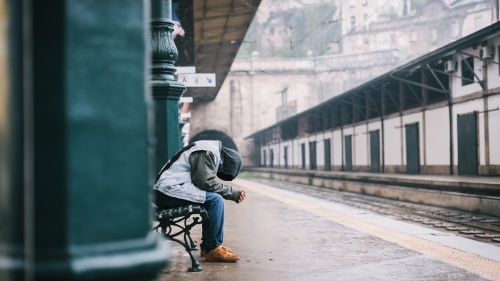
[
  {"xmin": 318, "ymin": 0, "xmax": 393, "ymax": 56},
  {"xmin": 288, "ymin": 0, "xmax": 349, "ymax": 51}
]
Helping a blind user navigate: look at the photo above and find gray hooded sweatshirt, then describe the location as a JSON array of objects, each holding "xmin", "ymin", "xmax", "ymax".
[{"xmin": 154, "ymin": 140, "xmax": 241, "ymax": 203}]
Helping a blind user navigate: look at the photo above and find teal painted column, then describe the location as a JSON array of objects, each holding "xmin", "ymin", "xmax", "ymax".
[
  {"xmin": 0, "ymin": 1, "xmax": 169, "ymax": 280},
  {"xmin": 0, "ymin": 0, "xmax": 24, "ymax": 280},
  {"xmin": 150, "ymin": 0, "xmax": 186, "ymax": 172}
]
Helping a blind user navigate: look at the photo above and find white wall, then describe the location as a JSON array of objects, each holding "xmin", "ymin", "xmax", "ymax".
[
  {"xmin": 486, "ymin": 38, "xmax": 500, "ymax": 90},
  {"xmin": 354, "ymin": 124, "xmax": 368, "ymax": 166},
  {"xmin": 488, "ymin": 95, "xmax": 500, "ymax": 165},
  {"xmin": 384, "ymin": 116, "xmax": 403, "ymax": 165},
  {"xmin": 425, "ymin": 107, "xmax": 451, "ymax": 165},
  {"xmin": 316, "ymin": 133, "xmax": 325, "ymax": 167},
  {"xmin": 333, "ymin": 129, "xmax": 343, "ymax": 166}
]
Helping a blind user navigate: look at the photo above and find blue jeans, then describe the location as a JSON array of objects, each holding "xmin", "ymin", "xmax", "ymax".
[
  {"xmin": 200, "ymin": 192, "xmax": 224, "ymax": 253},
  {"xmin": 155, "ymin": 191, "xmax": 224, "ymax": 253}
]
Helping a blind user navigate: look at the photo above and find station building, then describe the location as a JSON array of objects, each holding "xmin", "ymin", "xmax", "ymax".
[{"xmin": 247, "ymin": 22, "xmax": 500, "ymax": 177}]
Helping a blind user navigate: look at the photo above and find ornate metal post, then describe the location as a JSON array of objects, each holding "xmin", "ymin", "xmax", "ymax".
[{"xmin": 150, "ymin": 0, "xmax": 187, "ymax": 172}]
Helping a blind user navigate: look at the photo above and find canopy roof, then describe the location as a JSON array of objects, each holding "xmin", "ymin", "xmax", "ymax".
[{"xmin": 189, "ymin": 0, "xmax": 261, "ymax": 102}]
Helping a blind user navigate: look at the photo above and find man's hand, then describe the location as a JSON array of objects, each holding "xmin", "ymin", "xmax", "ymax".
[{"xmin": 237, "ymin": 189, "xmax": 246, "ymax": 203}]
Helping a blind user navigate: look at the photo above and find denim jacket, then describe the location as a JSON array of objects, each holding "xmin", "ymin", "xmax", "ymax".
[{"xmin": 154, "ymin": 140, "xmax": 240, "ymax": 203}]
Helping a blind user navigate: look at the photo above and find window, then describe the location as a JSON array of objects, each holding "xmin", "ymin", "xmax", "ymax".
[
  {"xmin": 270, "ymin": 149, "xmax": 274, "ymax": 167},
  {"xmin": 263, "ymin": 150, "xmax": 267, "ymax": 167},
  {"xmin": 461, "ymin": 56, "xmax": 474, "ymax": 86},
  {"xmin": 350, "ymin": 16, "xmax": 356, "ymax": 31}
]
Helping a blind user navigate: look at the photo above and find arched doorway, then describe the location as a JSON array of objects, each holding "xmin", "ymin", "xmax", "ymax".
[{"xmin": 190, "ymin": 130, "xmax": 238, "ymax": 151}]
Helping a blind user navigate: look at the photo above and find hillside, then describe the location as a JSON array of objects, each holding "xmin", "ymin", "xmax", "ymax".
[{"xmin": 237, "ymin": 0, "xmax": 341, "ymax": 59}]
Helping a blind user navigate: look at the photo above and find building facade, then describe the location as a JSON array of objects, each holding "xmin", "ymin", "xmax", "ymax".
[{"xmin": 253, "ymin": 23, "xmax": 500, "ymax": 176}]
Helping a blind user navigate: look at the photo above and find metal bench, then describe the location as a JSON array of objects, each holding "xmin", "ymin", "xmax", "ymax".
[{"xmin": 152, "ymin": 204, "xmax": 208, "ymax": 272}]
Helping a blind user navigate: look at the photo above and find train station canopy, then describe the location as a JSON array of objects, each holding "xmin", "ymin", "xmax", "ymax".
[{"xmin": 188, "ymin": 0, "xmax": 261, "ymax": 102}]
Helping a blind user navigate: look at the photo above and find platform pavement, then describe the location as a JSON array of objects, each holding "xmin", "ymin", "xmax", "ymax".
[{"xmin": 156, "ymin": 179, "xmax": 500, "ymax": 281}]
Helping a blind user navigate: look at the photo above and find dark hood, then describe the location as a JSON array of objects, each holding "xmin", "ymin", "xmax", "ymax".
[{"xmin": 217, "ymin": 146, "xmax": 243, "ymax": 181}]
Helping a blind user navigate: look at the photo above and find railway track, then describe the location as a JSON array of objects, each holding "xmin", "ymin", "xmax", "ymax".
[{"xmin": 247, "ymin": 177, "xmax": 500, "ymax": 245}]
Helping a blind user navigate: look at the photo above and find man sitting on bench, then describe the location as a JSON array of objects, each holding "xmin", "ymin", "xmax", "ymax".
[{"xmin": 154, "ymin": 140, "xmax": 246, "ymax": 262}]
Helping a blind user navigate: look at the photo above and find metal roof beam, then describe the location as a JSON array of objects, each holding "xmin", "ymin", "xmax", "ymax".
[
  {"xmin": 389, "ymin": 74, "xmax": 449, "ymax": 94},
  {"xmin": 371, "ymin": 86, "xmax": 399, "ymax": 108},
  {"xmin": 424, "ymin": 64, "xmax": 448, "ymax": 94}
]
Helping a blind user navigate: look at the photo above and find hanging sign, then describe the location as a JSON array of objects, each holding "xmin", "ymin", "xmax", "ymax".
[{"xmin": 177, "ymin": 73, "xmax": 216, "ymax": 87}]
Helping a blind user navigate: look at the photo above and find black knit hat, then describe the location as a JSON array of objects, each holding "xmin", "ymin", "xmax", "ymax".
[{"xmin": 217, "ymin": 146, "xmax": 243, "ymax": 181}]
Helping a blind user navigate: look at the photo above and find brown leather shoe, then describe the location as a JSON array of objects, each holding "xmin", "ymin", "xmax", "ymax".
[{"xmin": 205, "ymin": 245, "xmax": 240, "ymax": 262}]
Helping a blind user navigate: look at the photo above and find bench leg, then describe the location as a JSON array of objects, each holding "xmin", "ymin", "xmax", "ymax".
[
  {"xmin": 169, "ymin": 236, "xmax": 203, "ymax": 272},
  {"xmin": 186, "ymin": 249, "xmax": 203, "ymax": 272},
  {"xmin": 183, "ymin": 231, "xmax": 202, "ymax": 272},
  {"xmin": 186, "ymin": 230, "xmax": 198, "ymax": 250}
]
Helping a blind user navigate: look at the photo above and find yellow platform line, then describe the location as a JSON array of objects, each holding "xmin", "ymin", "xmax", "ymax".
[{"xmin": 234, "ymin": 180, "xmax": 500, "ymax": 281}]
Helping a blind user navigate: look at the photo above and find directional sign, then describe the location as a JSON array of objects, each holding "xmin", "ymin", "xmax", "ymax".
[{"xmin": 178, "ymin": 73, "xmax": 216, "ymax": 87}]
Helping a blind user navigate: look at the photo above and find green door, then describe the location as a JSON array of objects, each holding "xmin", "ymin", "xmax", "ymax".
[
  {"xmin": 309, "ymin": 141, "xmax": 317, "ymax": 170},
  {"xmin": 344, "ymin": 135, "xmax": 352, "ymax": 171},
  {"xmin": 370, "ymin": 130, "xmax": 380, "ymax": 173},
  {"xmin": 458, "ymin": 113, "xmax": 478, "ymax": 175},
  {"xmin": 284, "ymin": 146, "xmax": 288, "ymax": 168},
  {"xmin": 324, "ymin": 139, "xmax": 331, "ymax": 171},
  {"xmin": 405, "ymin": 123, "xmax": 420, "ymax": 174},
  {"xmin": 301, "ymin": 143, "xmax": 306, "ymax": 169}
]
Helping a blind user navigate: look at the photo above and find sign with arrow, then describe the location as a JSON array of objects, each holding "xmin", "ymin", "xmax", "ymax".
[{"xmin": 177, "ymin": 73, "xmax": 216, "ymax": 87}]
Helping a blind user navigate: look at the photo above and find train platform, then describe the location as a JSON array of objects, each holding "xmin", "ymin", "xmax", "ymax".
[
  {"xmin": 246, "ymin": 168, "xmax": 500, "ymax": 217},
  {"xmin": 247, "ymin": 167, "xmax": 500, "ymax": 194},
  {"xmin": 156, "ymin": 178, "xmax": 500, "ymax": 281}
]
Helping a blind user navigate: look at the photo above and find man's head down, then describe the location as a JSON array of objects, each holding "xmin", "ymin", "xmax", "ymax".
[{"xmin": 217, "ymin": 146, "xmax": 243, "ymax": 181}]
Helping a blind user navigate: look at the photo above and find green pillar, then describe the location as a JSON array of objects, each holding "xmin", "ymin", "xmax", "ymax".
[
  {"xmin": 150, "ymin": 0, "xmax": 187, "ymax": 172},
  {"xmin": 0, "ymin": 0, "xmax": 24, "ymax": 280},
  {"xmin": 0, "ymin": 1, "xmax": 169, "ymax": 280}
]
